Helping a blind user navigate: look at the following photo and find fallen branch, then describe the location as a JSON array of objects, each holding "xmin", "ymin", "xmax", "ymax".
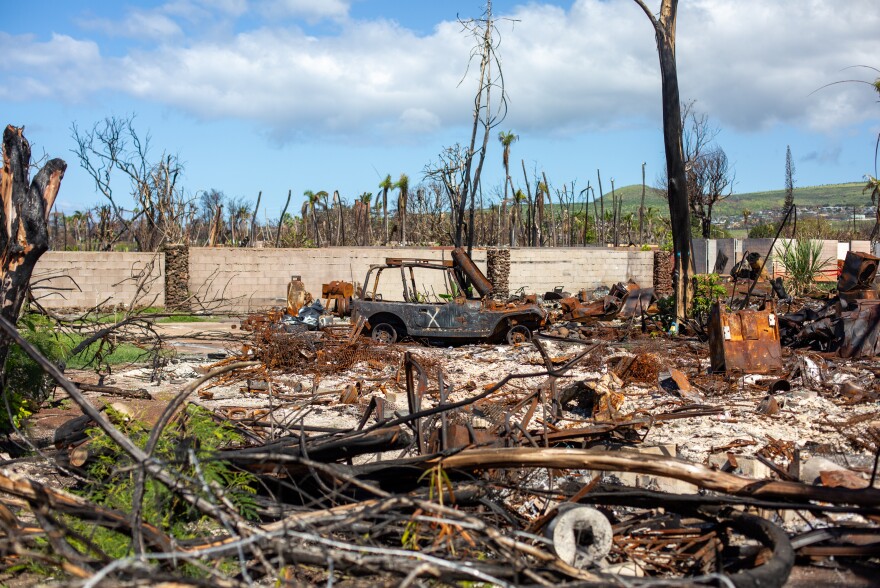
[{"xmin": 432, "ymin": 446, "xmax": 880, "ymax": 507}]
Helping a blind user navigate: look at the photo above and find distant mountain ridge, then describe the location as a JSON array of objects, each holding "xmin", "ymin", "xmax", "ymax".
[{"xmin": 587, "ymin": 181, "xmax": 869, "ymax": 218}]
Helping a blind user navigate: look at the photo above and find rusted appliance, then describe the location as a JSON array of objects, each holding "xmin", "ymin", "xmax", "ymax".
[
  {"xmin": 708, "ymin": 302, "xmax": 783, "ymax": 374},
  {"xmin": 322, "ymin": 280, "xmax": 354, "ymax": 317},
  {"xmin": 286, "ymin": 275, "xmax": 309, "ymax": 315}
]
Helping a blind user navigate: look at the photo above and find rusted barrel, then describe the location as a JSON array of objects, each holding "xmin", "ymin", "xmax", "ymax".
[{"xmin": 451, "ymin": 247, "xmax": 493, "ymax": 298}]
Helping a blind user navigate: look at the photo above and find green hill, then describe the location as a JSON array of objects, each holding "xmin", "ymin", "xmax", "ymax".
[{"xmin": 587, "ymin": 181, "xmax": 870, "ymax": 218}]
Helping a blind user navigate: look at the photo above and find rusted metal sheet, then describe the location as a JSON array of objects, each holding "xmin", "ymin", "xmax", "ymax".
[
  {"xmin": 619, "ymin": 287, "xmax": 656, "ymax": 319},
  {"xmin": 837, "ymin": 251, "xmax": 879, "ymax": 293},
  {"xmin": 708, "ymin": 302, "xmax": 783, "ymax": 374}
]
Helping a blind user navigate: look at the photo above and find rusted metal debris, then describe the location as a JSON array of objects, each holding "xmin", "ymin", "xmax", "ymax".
[
  {"xmin": 321, "ymin": 279, "xmax": 354, "ymax": 317},
  {"xmin": 559, "ymin": 281, "xmax": 656, "ymax": 322},
  {"xmin": 708, "ymin": 302, "xmax": 783, "ymax": 374},
  {"xmin": 772, "ymin": 251, "xmax": 880, "ymax": 360},
  {"xmin": 7, "ymin": 255, "xmax": 880, "ymax": 586}
]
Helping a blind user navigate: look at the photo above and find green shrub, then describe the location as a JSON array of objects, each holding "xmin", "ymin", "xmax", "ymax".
[
  {"xmin": 83, "ymin": 405, "xmax": 258, "ymax": 537},
  {"xmin": 691, "ymin": 274, "xmax": 727, "ymax": 327},
  {"xmin": 2, "ymin": 313, "xmax": 68, "ymax": 431},
  {"xmin": 779, "ymin": 240, "xmax": 833, "ymax": 296},
  {"xmin": 1, "ymin": 312, "xmax": 149, "ymax": 432},
  {"xmin": 748, "ymin": 221, "xmax": 779, "ymax": 238}
]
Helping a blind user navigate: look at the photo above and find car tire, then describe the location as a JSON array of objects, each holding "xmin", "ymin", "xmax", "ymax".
[
  {"xmin": 371, "ymin": 322, "xmax": 398, "ymax": 344},
  {"xmin": 506, "ymin": 324, "xmax": 531, "ymax": 345}
]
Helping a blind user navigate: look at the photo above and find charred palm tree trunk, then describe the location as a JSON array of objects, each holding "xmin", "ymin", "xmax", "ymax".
[{"xmin": 0, "ymin": 125, "xmax": 66, "ymax": 365}]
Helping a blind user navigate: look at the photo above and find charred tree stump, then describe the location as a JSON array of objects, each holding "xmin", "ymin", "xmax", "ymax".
[{"xmin": 0, "ymin": 125, "xmax": 66, "ymax": 369}]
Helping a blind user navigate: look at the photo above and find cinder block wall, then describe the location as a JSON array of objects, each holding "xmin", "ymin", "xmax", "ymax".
[
  {"xmin": 31, "ymin": 247, "xmax": 654, "ymax": 311},
  {"xmin": 188, "ymin": 247, "xmax": 471, "ymax": 312},
  {"xmin": 695, "ymin": 238, "xmax": 842, "ymax": 278},
  {"xmin": 505, "ymin": 248, "xmax": 653, "ymax": 295},
  {"xmin": 33, "ymin": 252, "xmax": 165, "ymax": 310},
  {"xmin": 188, "ymin": 246, "xmax": 655, "ymax": 311}
]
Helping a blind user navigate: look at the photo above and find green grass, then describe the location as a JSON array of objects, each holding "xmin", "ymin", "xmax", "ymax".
[
  {"xmin": 720, "ymin": 182, "xmax": 870, "ymax": 216},
  {"xmin": 65, "ymin": 338, "xmax": 151, "ymax": 369},
  {"xmin": 88, "ymin": 306, "xmax": 215, "ymax": 325},
  {"xmin": 18, "ymin": 313, "xmax": 152, "ymax": 369},
  {"xmin": 155, "ymin": 314, "xmax": 214, "ymax": 323}
]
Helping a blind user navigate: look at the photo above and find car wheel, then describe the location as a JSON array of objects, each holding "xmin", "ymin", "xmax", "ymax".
[
  {"xmin": 371, "ymin": 322, "xmax": 398, "ymax": 344},
  {"xmin": 506, "ymin": 325, "xmax": 531, "ymax": 345}
]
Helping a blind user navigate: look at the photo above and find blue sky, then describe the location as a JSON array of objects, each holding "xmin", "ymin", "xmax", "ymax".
[{"xmin": 3, "ymin": 0, "xmax": 879, "ymax": 217}]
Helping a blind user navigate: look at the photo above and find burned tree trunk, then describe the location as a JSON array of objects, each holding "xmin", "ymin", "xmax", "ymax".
[
  {"xmin": 0, "ymin": 125, "xmax": 66, "ymax": 364},
  {"xmin": 634, "ymin": 0, "xmax": 692, "ymax": 324}
]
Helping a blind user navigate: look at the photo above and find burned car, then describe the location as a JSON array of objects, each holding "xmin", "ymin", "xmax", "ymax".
[{"xmin": 352, "ymin": 247, "xmax": 547, "ymax": 344}]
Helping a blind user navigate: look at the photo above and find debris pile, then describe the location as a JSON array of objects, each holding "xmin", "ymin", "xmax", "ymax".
[
  {"xmin": 781, "ymin": 251, "xmax": 880, "ymax": 358},
  {"xmin": 1, "ymin": 247, "xmax": 880, "ymax": 587}
]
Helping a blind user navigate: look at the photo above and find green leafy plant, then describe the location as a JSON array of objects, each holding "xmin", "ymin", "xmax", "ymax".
[
  {"xmin": 403, "ymin": 465, "xmax": 471, "ymax": 554},
  {"xmin": 691, "ymin": 273, "xmax": 727, "ymax": 327},
  {"xmin": 82, "ymin": 404, "xmax": 258, "ymax": 540},
  {"xmin": 2, "ymin": 313, "xmax": 69, "ymax": 432},
  {"xmin": 654, "ymin": 295, "xmax": 675, "ymax": 331},
  {"xmin": 778, "ymin": 239, "xmax": 833, "ymax": 296}
]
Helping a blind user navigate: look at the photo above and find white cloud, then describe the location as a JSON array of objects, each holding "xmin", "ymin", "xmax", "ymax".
[
  {"xmin": 3, "ymin": 0, "xmax": 878, "ymax": 139},
  {"xmin": 79, "ymin": 10, "xmax": 183, "ymax": 40},
  {"xmin": 398, "ymin": 108, "xmax": 442, "ymax": 133},
  {"xmin": 676, "ymin": 0, "xmax": 880, "ymax": 132},
  {"xmin": 257, "ymin": 0, "xmax": 351, "ymax": 22},
  {"xmin": 0, "ymin": 33, "xmax": 106, "ymax": 101}
]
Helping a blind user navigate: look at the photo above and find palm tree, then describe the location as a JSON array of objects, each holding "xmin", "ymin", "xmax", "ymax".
[
  {"xmin": 742, "ymin": 208, "xmax": 752, "ymax": 232},
  {"xmin": 302, "ymin": 190, "xmax": 322, "ymax": 247},
  {"xmin": 379, "ymin": 174, "xmax": 393, "ymax": 244},
  {"xmin": 395, "ymin": 174, "xmax": 409, "ymax": 244},
  {"xmin": 498, "ymin": 131, "xmax": 518, "ymax": 215}
]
